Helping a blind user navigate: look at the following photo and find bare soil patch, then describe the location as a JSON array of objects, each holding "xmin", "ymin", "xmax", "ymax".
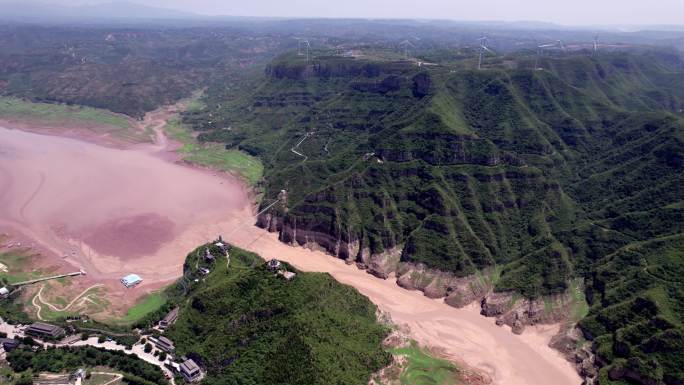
[{"xmin": 83, "ymin": 213, "xmax": 176, "ymax": 259}]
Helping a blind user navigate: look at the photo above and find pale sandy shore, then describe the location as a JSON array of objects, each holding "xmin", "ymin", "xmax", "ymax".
[{"xmin": 0, "ymin": 125, "xmax": 581, "ymax": 385}]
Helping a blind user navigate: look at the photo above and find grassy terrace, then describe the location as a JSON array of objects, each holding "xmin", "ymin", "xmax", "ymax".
[
  {"xmin": 386, "ymin": 342, "xmax": 461, "ymax": 385},
  {"xmin": 164, "ymin": 117, "xmax": 263, "ymax": 184},
  {"xmin": 111, "ymin": 292, "xmax": 167, "ymax": 326},
  {"xmin": 0, "ymin": 97, "xmax": 152, "ymax": 143},
  {"xmin": 0, "ymin": 248, "xmax": 42, "ymax": 285}
]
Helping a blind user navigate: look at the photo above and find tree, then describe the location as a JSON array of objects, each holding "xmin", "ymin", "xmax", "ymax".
[
  {"xmin": 144, "ymin": 343, "xmax": 153, "ymax": 353},
  {"xmin": 158, "ymin": 352, "xmax": 167, "ymax": 361},
  {"xmin": 15, "ymin": 372, "xmax": 33, "ymax": 385}
]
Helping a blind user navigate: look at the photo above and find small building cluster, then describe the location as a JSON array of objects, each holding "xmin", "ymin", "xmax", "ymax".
[
  {"xmin": 120, "ymin": 273, "xmax": 142, "ymax": 288},
  {"xmin": 267, "ymin": 259, "xmax": 296, "ymax": 281},
  {"xmin": 26, "ymin": 322, "xmax": 66, "ymax": 339}
]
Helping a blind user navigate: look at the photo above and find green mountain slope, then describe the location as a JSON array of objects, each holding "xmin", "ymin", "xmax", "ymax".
[
  {"xmin": 185, "ymin": 50, "xmax": 684, "ymax": 384},
  {"xmin": 166, "ymin": 245, "xmax": 392, "ymax": 385}
]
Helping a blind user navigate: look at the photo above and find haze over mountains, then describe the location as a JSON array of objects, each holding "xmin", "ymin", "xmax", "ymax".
[
  {"xmin": 1, "ymin": 0, "xmax": 684, "ymax": 31},
  {"xmin": 0, "ymin": 1, "xmax": 197, "ymax": 20}
]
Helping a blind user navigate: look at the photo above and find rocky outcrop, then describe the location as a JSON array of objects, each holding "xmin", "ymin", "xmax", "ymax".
[
  {"xmin": 481, "ymin": 291, "xmax": 571, "ymax": 334},
  {"xmin": 366, "ymin": 246, "xmax": 403, "ymax": 279},
  {"xmin": 395, "ymin": 264, "xmax": 491, "ymax": 303},
  {"xmin": 550, "ymin": 327, "xmax": 597, "ymax": 385}
]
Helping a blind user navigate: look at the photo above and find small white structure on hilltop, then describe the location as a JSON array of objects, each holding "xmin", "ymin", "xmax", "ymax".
[
  {"xmin": 120, "ymin": 274, "xmax": 142, "ymax": 288},
  {"xmin": 278, "ymin": 271, "xmax": 296, "ymax": 281}
]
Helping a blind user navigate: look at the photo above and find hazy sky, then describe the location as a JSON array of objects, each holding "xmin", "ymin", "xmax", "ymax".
[{"xmin": 30, "ymin": 0, "xmax": 684, "ymax": 25}]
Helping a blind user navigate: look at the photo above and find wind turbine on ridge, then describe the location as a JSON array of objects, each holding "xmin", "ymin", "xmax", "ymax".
[
  {"xmin": 477, "ymin": 35, "xmax": 495, "ymax": 70},
  {"xmin": 593, "ymin": 34, "xmax": 600, "ymax": 56},
  {"xmin": 399, "ymin": 40, "xmax": 415, "ymax": 60}
]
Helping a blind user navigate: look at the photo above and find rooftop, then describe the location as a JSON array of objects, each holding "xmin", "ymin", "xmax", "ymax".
[
  {"xmin": 162, "ymin": 307, "xmax": 179, "ymax": 323},
  {"xmin": 27, "ymin": 322, "xmax": 65, "ymax": 336},
  {"xmin": 121, "ymin": 274, "xmax": 142, "ymax": 286},
  {"xmin": 180, "ymin": 358, "xmax": 200, "ymax": 373}
]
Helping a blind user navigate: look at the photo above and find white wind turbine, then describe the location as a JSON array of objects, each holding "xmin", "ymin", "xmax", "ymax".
[
  {"xmin": 593, "ymin": 34, "xmax": 600, "ymax": 56},
  {"xmin": 477, "ymin": 35, "xmax": 495, "ymax": 70},
  {"xmin": 399, "ymin": 40, "xmax": 415, "ymax": 60}
]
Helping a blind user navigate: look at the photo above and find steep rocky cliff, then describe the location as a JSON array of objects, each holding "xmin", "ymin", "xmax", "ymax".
[{"xmin": 193, "ymin": 50, "xmax": 684, "ymax": 385}]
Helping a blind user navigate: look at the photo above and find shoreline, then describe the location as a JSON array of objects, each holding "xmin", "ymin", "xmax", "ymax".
[{"xmin": 0, "ymin": 118, "xmax": 581, "ymax": 385}]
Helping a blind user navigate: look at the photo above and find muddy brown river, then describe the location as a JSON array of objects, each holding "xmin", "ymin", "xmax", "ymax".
[{"xmin": 0, "ymin": 125, "xmax": 581, "ymax": 385}]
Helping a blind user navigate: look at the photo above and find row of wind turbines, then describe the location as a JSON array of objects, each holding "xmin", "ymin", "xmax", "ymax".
[
  {"xmin": 480, "ymin": 33, "xmax": 602, "ymax": 70},
  {"xmin": 294, "ymin": 33, "xmax": 604, "ymax": 70}
]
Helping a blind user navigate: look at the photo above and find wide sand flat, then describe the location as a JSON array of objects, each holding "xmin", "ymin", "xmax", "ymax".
[
  {"xmin": 0, "ymin": 125, "xmax": 581, "ymax": 385},
  {"xmin": 0, "ymin": 126, "xmax": 250, "ymax": 284}
]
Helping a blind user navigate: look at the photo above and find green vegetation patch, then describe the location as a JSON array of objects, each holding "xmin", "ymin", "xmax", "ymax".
[
  {"xmin": 0, "ymin": 248, "xmax": 42, "ymax": 285},
  {"xmin": 0, "ymin": 97, "xmax": 154, "ymax": 143},
  {"xmin": 389, "ymin": 342, "xmax": 461, "ymax": 385},
  {"xmin": 113, "ymin": 292, "xmax": 167, "ymax": 326},
  {"xmin": 0, "ymin": 97, "xmax": 130, "ymax": 128},
  {"xmin": 165, "ymin": 118, "xmax": 263, "ymax": 184}
]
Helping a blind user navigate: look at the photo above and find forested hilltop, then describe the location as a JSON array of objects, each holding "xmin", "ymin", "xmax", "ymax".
[
  {"xmin": 184, "ymin": 50, "xmax": 684, "ymax": 385},
  {"xmin": 163, "ymin": 244, "xmax": 392, "ymax": 385}
]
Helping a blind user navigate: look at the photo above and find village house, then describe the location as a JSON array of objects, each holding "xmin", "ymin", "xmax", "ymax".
[
  {"xmin": 204, "ymin": 248, "xmax": 215, "ymax": 262},
  {"xmin": 159, "ymin": 307, "xmax": 179, "ymax": 329},
  {"xmin": 154, "ymin": 336, "xmax": 175, "ymax": 352},
  {"xmin": 179, "ymin": 358, "xmax": 203, "ymax": 382},
  {"xmin": 0, "ymin": 338, "xmax": 20, "ymax": 352},
  {"xmin": 26, "ymin": 322, "xmax": 65, "ymax": 339},
  {"xmin": 0, "ymin": 286, "xmax": 9, "ymax": 299}
]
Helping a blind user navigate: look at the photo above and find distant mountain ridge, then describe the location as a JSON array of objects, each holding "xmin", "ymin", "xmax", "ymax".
[{"xmin": 0, "ymin": 1, "xmax": 198, "ymax": 21}]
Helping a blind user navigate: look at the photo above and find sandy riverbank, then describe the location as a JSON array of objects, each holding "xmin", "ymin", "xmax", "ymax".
[{"xmin": 0, "ymin": 123, "xmax": 581, "ymax": 385}]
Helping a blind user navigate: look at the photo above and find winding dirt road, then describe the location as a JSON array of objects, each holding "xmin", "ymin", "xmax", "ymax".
[{"xmin": 32, "ymin": 284, "xmax": 104, "ymax": 320}]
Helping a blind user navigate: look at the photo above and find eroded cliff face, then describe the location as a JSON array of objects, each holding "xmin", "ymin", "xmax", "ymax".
[
  {"xmin": 258, "ymin": 210, "xmax": 576, "ymax": 329},
  {"xmin": 256, "ymin": 211, "xmax": 596, "ymax": 384}
]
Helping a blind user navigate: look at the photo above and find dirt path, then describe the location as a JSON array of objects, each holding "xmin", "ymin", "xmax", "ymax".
[
  {"xmin": 91, "ymin": 372, "xmax": 123, "ymax": 385},
  {"xmin": 32, "ymin": 284, "xmax": 104, "ymax": 319},
  {"xmin": 31, "ymin": 291, "xmax": 45, "ymax": 321}
]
